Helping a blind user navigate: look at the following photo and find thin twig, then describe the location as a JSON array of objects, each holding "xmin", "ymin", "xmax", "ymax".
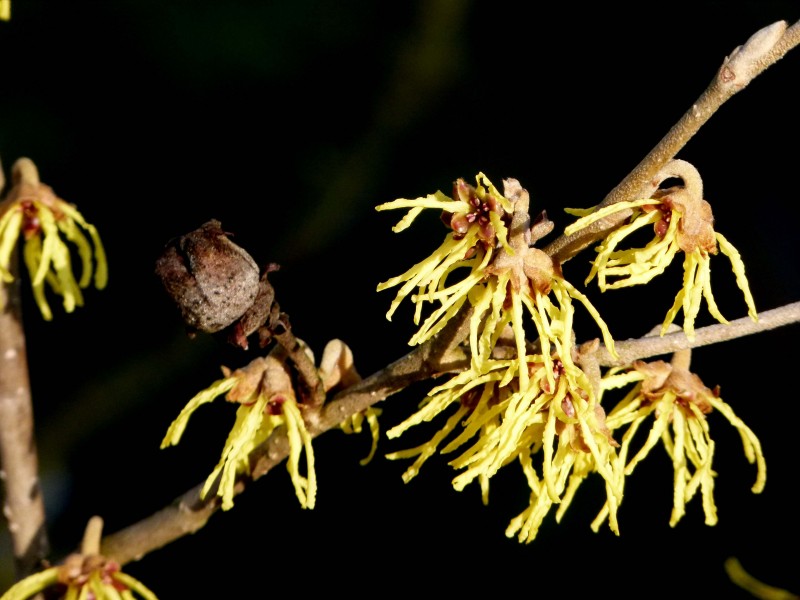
[
  {"xmin": 0, "ymin": 250, "xmax": 50, "ymax": 579},
  {"xmin": 544, "ymin": 19, "xmax": 800, "ymax": 264},
  {"xmin": 593, "ymin": 301, "xmax": 800, "ymax": 367}
]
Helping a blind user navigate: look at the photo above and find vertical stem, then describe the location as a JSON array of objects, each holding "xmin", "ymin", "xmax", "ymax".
[{"xmin": 0, "ymin": 246, "xmax": 49, "ymax": 579}]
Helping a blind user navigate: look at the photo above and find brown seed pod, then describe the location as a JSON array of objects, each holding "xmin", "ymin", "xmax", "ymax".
[{"xmin": 155, "ymin": 219, "xmax": 281, "ymax": 349}]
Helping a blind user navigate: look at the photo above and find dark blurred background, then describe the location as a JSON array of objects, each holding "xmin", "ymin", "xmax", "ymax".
[{"xmin": 1, "ymin": 1, "xmax": 799, "ymax": 597}]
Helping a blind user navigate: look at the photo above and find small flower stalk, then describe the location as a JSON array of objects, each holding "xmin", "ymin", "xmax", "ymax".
[
  {"xmin": 0, "ymin": 157, "xmax": 107, "ymax": 320},
  {"xmin": 319, "ymin": 337, "xmax": 383, "ymax": 465},
  {"xmin": 0, "ymin": 516, "xmax": 159, "ymax": 600},
  {"xmin": 597, "ymin": 353, "xmax": 765, "ymax": 529},
  {"xmin": 565, "ymin": 159, "xmax": 757, "ymax": 340}
]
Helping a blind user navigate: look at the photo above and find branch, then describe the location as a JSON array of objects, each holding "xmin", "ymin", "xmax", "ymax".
[
  {"xmin": 0, "ymin": 251, "xmax": 50, "ymax": 580},
  {"xmin": 593, "ymin": 301, "xmax": 800, "ymax": 367},
  {"xmin": 544, "ymin": 19, "xmax": 800, "ymax": 264},
  {"xmin": 100, "ymin": 304, "xmax": 471, "ymax": 566}
]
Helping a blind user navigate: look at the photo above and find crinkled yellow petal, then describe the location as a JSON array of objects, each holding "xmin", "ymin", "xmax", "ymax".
[
  {"xmin": 0, "ymin": 207, "xmax": 23, "ymax": 282},
  {"xmin": 282, "ymin": 398, "xmax": 317, "ymax": 509},
  {"xmin": 56, "ymin": 216, "xmax": 93, "ymax": 288},
  {"xmin": 112, "ymin": 571, "xmax": 160, "ymax": 600},
  {"xmin": 624, "ymin": 395, "xmax": 672, "ymax": 475},
  {"xmin": 340, "ymin": 407, "xmax": 382, "ymax": 466},
  {"xmin": 377, "ymin": 232, "xmax": 476, "ymax": 322},
  {"xmin": 700, "ymin": 263, "xmax": 728, "ymax": 326},
  {"xmin": 708, "ymin": 395, "xmax": 766, "ymax": 494},
  {"xmin": 386, "ymin": 405, "xmax": 470, "ymax": 483},
  {"xmin": 56, "ymin": 201, "xmax": 108, "ymax": 289},
  {"xmin": 563, "ymin": 198, "xmax": 661, "ymax": 236},
  {"xmin": 205, "ymin": 394, "xmax": 272, "ymax": 510},
  {"xmin": 0, "ymin": 567, "xmax": 59, "ymax": 600},
  {"xmin": 490, "ymin": 209, "xmax": 513, "ymax": 255},
  {"xmin": 725, "ymin": 557, "xmax": 798, "ymax": 600},
  {"xmin": 716, "ymin": 232, "xmax": 758, "ymax": 322},
  {"xmin": 31, "ymin": 206, "xmax": 59, "ymax": 285},
  {"xmin": 375, "ymin": 191, "xmax": 469, "ymax": 231},
  {"xmin": 668, "ymin": 407, "xmax": 690, "ymax": 526},
  {"xmin": 468, "ymin": 280, "xmax": 496, "ymax": 370},
  {"xmin": 161, "ymin": 378, "xmax": 237, "ymax": 447},
  {"xmin": 22, "ymin": 236, "xmax": 53, "ymax": 321}
]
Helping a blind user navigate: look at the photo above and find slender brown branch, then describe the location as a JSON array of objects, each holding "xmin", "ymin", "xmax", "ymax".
[
  {"xmin": 271, "ymin": 317, "xmax": 327, "ymax": 408},
  {"xmin": 100, "ymin": 304, "xmax": 471, "ymax": 566},
  {"xmin": 99, "ymin": 482, "xmax": 217, "ymax": 566},
  {"xmin": 0, "ymin": 250, "xmax": 49, "ymax": 580},
  {"xmin": 593, "ymin": 301, "xmax": 800, "ymax": 367},
  {"xmin": 544, "ymin": 19, "xmax": 800, "ymax": 264}
]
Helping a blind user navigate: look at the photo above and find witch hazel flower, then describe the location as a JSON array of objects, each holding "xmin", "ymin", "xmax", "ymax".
[
  {"xmin": 0, "ymin": 516, "xmax": 158, "ymax": 600},
  {"xmin": 594, "ymin": 355, "xmax": 765, "ymax": 529},
  {"xmin": 564, "ymin": 159, "xmax": 757, "ymax": 340},
  {"xmin": 387, "ymin": 352, "xmax": 624, "ymax": 543},
  {"xmin": 162, "ymin": 344, "xmax": 318, "ymax": 510},
  {"xmin": 0, "ymin": 157, "xmax": 107, "ymax": 320},
  {"xmin": 378, "ymin": 174, "xmax": 624, "ymax": 542},
  {"xmin": 377, "ymin": 175, "xmax": 617, "ymax": 388},
  {"xmin": 161, "ymin": 338, "xmax": 366, "ymax": 510},
  {"xmin": 477, "ymin": 178, "xmax": 617, "ymax": 388},
  {"xmin": 375, "ymin": 172, "xmax": 513, "ymax": 344}
]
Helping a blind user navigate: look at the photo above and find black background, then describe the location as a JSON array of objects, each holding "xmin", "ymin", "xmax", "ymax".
[{"xmin": 1, "ymin": 1, "xmax": 799, "ymax": 597}]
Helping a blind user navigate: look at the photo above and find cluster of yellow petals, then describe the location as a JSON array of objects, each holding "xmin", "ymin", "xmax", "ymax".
[
  {"xmin": 1, "ymin": 517, "xmax": 158, "ymax": 600},
  {"xmin": 565, "ymin": 159, "xmax": 757, "ymax": 340},
  {"xmin": 378, "ymin": 174, "xmax": 627, "ymax": 541},
  {"xmin": 378, "ymin": 170, "xmax": 765, "ymax": 542},
  {"xmin": 386, "ymin": 353, "xmax": 623, "ymax": 543},
  {"xmin": 0, "ymin": 158, "xmax": 107, "ymax": 320},
  {"xmin": 162, "ymin": 349, "xmax": 316, "ymax": 510},
  {"xmin": 375, "ymin": 173, "xmax": 513, "ymax": 345},
  {"xmin": 0, "ymin": 562, "xmax": 158, "ymax": 600},
  {"xmin": 597, "ymin": 359, "xmax": 765, "ymax": 529}
]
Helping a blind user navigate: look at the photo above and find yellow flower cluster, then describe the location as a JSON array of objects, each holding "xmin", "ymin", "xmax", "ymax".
[
  {"xmin": 565, "ymin": 159, "xmax": 757, "ymax": 340},
  {"xmin": 378, "ymin": 174, "xmax": 624, "ymax": 540},
  {"xmin": 595, "ymin": 359, "xmax": 765, "ymax": 529},
  {"xmin": 387, "ymin": 355, "xmax": 623, "ymax": 542},
  {"xmin": 161, "ymin": 338, "xmax": 370, "ymax": 511},
  {"xmin": 162, "ymin": 350, "xmax": 317, "ymax": 510},
  {"xmin": 0, "ymin": 158, "xmax": 107, "ymax": 320},
  {"xmin": 1, "ymin": 517, "xmax": 158, "ymax": 600},
  {"xmin": 377, "ymin": 172, "xmax": 765, "ymax": 541},
  {"xmin": 0, "ymin": 558, "xmax": 158, "ymax": 600},
  {"xmin": 376, "ymin": 173, "xmax": 514, "ymax": 344}
]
